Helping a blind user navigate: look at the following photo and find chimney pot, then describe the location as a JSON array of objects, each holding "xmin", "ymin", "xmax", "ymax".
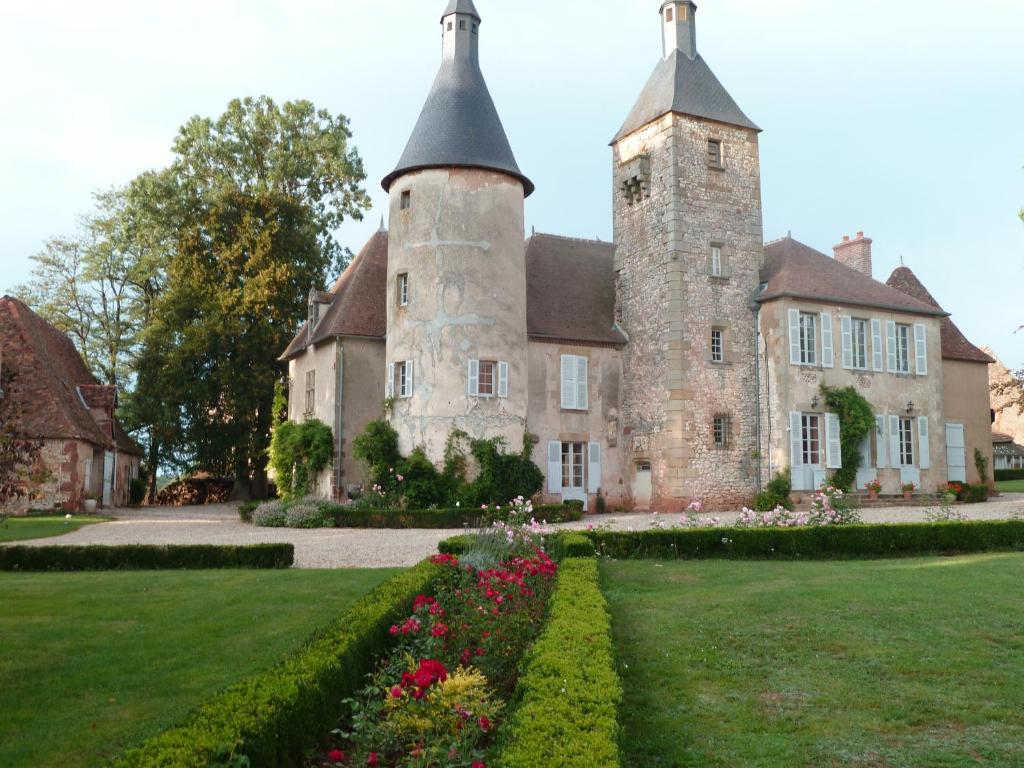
[
  {"xmin": 856, "ymin": 230, "xmax": 864, "ymax": 239},
  {"xmin": 842, "ymin": 235, "xmax": 850, "ymax": 243},
  {"xmin": 833, "ymin": 231, "xmax": 873, "ymax": 278}
]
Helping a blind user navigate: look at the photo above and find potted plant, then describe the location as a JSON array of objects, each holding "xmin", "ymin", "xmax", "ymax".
[
  {"xmin": 864, "ymin": 478, "xmax": 882, "ymax": 501},
  {"xmin": 901, "ymin": 481, "xmax": 916, "ymax": 500},
  {"xmin": 82, "ymin": 493, "xmax": 98, "ymax": 514}
]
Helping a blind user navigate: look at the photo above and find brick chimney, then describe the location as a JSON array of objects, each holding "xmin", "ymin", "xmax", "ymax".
[{"xmin": 833, "ymin": 231, "xmax": 873, "ymax": 277}]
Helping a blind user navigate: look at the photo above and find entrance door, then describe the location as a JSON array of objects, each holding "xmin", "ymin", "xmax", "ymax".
[
  {"xmin": 634, "ymin": 462, "xmax": 652, "ymax": 510},
  {"xmin": 946, "ymin": 423, "xmax": 966, "ymax": 483},
  {"xmin": 102, "ymin": 451, "xmax": 115, "ymax": 507},
  {"xmin": 560, "ymin": 442, "xmax": 586, "ymax": 503},
  {"xmin": 855, "ymin": 433, "xmax": 876, "ymax": 490},
  {"xmin": 794, "ymin": 413, "xmax": 824, "ymax": 491}
]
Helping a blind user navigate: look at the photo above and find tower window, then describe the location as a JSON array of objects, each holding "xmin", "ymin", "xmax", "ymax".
[
  {"xmin": 400, "ymin": 190, "xmax": 411, "ymax": 210},
  {"xmin": 447, "ymin": 21, "xmax": 453, "ymax": 31},
  {"xmin": 707, "ymin": 139, "xmax": 723, "ymax": 169},
  {"xmin": 459, "ymin": 19, "xmax": 466, "ymax": 30},
  {"xmin": 665, "ymin": 7, "xmax": 673, "ymax": 22},
  {"xmin": 397, "ymin": 273, "xmax": 409, "ymax": 307},
  {"xmin": 710, "ymin": 244, "xmax": 723, "ymax": 277},
  {"xmin": 713, "ymin": 414, "xmax": 731, "ymax": 449},
  {"xmin": 711, "ymin": 328, "xmax": 725, "ymax": 363},
  {"xmin": 472, "ymin": 23, "xmax": 478, "ymax": 34}
]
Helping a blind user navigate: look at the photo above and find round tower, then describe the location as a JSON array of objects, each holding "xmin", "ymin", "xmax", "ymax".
[{"xmin": 381, "ymin": 0, "xmax": 532, "ymax": 459}]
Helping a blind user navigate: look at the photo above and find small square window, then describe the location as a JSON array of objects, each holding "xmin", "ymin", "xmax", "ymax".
[
  {"xmin": 400, "ymin": 190, "xmax": 411, "ymax": 210},
  {"xmin": 397, "ymin": 273, "xmax": 409, "ymax": 307},
  {"xmin": 713, "ymin": 415, "xmax": 731, "ymax": 449},
  {"xmin": 707, "ymin": 139, "xmax": 723, "ymax": 169},
  {"xmin": 447, "ymin": 21, "xmax": 453, "ymax": 31},
  {"xmin": 665, "ymin": 7, "xmax": 674, "ymax": 22},
  {"xmin": 459, "ymin": 19, "xmax": 466, "ymax": 30},
  {"xmin": 711, "ymin": 328, "xmax": 724, "ymax": 363}
]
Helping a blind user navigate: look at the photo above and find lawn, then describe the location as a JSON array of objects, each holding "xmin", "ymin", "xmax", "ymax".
[
  {"xmin": 996, "ymin": 478, "xmax": 1024, "ymax": 493},
  {"xmin": 602, "ymin": 555, "xmax": 1024, "ymax": 768},
  {"xmin": 0, "ymin": 515, "xmax": 111, "ymax": 543},
  {"xmin": 0, "ymin": 568, "xmax": 398, "ymax": 767}
]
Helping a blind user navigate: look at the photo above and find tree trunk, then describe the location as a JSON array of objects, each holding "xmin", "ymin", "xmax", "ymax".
[{"xmin": 146, "ymin": 434, "xmax": 160, "ymax": 504}]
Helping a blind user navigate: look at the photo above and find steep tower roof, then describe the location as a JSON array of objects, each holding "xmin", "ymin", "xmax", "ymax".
[
  {"xmin": 382, "ymin": 1, "xmax": 533, "ymax": 196},
  {"xmin": 614, "ymin": 1, "xmax": 759, "ymax": 142}
]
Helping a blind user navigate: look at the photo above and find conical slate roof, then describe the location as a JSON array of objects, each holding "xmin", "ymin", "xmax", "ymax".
[
  {"xmin": 442, "ymin": 0, "xmax": 480, "ymax": 21},
  {"xmin": 614, "ymin": 50, "xmax": 759, "ymax": 142},
  {"xmin": 382, "ymin": 5, "xmax": 533, "ymax": 196}
]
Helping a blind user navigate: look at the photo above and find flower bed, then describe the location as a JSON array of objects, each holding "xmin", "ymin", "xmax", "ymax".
[{"xmin": 0, "ymin": 543, "xmax": 294, "ymax": 571}]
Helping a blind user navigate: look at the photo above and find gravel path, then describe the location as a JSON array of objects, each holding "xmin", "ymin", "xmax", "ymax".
[{"xmin": 9, "ymin": 495, "xmax": 1024, "ymax": 568}]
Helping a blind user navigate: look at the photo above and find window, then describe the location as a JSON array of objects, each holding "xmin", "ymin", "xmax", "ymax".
[
  {"xmin": 560, "ymin": 354, "xmax": 589, "ymax": 411},
  {"xmin": 469, "ymin": 359, "xmax": 508, "ymax": 398},
  {"xmin": 459, "ymin": 19, "xmax": 466, "ymax": 30},
  {"xmin": 713, "ymin": 414, "xmax": 731, "ymax": 449},
  {"xmin": 799, "ymin": 312, "xmax": 817, "ymax": 365},
  {"xmin": 472, "ymin": 23, "xmax": 478, "ymax": 34},
  {"xmin": 394, "ymin": 361, "xmax": 413, "ymax": 399},
  {"xmin": 447, "ymin": 21, "xmax": 453, "ymax": 31},
  {"xmin": 899, "ymin": 417, "xmax": 914, "ymax": 465},
  {"xmin": 707, "ymin": 139, "xmax": 723, "ymax": 169},
  {"xmin": 397, "ymin": 273, "xmax": 409, "ymax": 307},
  {"xmin": 665, "ymin": 6, "xmax": 673, "ymax": 22},
  {"xmin": 895, "ymin": 323, "xmax": 911, "ymax": 373},
  {"xmin": 304, "ymin": 370, "xmax": 315, "ymax": 414},
  {"xmin": 710, "ymin": 244, "xmax": 723, "ymax": 277},
  {"xmin": 711, "ymin": 328, "xmax": 724, "ymax": 363},
  {"xmin": 478, "ymin": 360, "xmax": 495, "ymax": 396},
  {"xmin": 801, "ymin": 413, "xmax": 821, "ymax": 466},
  {"xmin": 561, "ymin": 442, "xmax": 585, "ymax": 490},
  {"xmin": 400, "ymin": 190, "xmax": 411, "ymax": 210},
  {"xmin": 851, "ymin": 318, "xmax": 868, "ymax": 369}
]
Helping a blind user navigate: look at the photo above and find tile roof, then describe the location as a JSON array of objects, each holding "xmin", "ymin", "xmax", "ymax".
[
  {"xmin": 614, "ymin": 50, "xmax": 759, "ymax": 142},
  {"xmin": 992, "ymin": 430, "xmax": 1015, "ymax": 444},
  {"xmin": 759, "ymin": 237, "xmax": 946, "ymax": 317},
  {"xmin": 526, "ymin": 234, "xmax": 627, "ymax": 347},
  {"xmin": 885, "ymin": 266, "xmax": 993, "ymax": 364},
  {"xmin": 0, "ymin": 296, "xmax": 142, "ymax": 454}
]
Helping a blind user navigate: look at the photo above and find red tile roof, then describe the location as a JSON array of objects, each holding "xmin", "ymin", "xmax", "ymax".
[
  {"xmin": 760, "ymin": 237, "xmax": 945, "ymax": 317},
  {"xmin": 885, "ymin": 266, "xmax": 993, "ymax": 364}
]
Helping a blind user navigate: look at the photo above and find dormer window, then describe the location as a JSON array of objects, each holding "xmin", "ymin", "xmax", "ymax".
[{"xmin": 400, "ymin": 190, "xmax": 411, "ymax": 210}]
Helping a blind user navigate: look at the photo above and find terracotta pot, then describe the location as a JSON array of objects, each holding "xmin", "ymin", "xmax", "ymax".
[
  {"xmin": 903, "ymin": 492, "xmax": 912, "ymax": 500},
  {"xmin": 82, "ymin": 498, "xmax": 98, "ymax": 514},
  {"xmin": 868, "ymin": 490, "xmax": 879, "ymax": 501}
]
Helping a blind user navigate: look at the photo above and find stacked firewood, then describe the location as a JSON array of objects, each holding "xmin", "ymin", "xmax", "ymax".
[{"xmin": 155, "ymin": 477, "xmax": 233, "ymax": 506}]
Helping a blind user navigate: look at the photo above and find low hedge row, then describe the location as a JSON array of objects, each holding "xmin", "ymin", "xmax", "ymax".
[
  {"xmin": 0, "ymin": 544, "xmax": 294, "ymax": 572},
  {"xmin": 497, "ymin": 557, "xmax": 622, "ymax": 767},
  {"xmin": 995, "ymin": 469, "xmax": 1024, "ymax": 481},
  {"xmin": 113, "ymin": 560, "xmax": 442, "ymax": 768},
  {"xmin": 587, "ymin": 520, "xmax": 1024, "ymax": 560},
  {"xmin": 329, "ymin": 502, "xmax": 584, "ymax": 530},
  {"xmin": 437, "ymin": 530, "xmax": 595, "ymax": 560}
]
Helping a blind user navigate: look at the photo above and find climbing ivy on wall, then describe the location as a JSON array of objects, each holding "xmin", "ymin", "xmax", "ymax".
[{"xmin": 820, "ymin": 384, "xmax": 876, "ymax": 491}]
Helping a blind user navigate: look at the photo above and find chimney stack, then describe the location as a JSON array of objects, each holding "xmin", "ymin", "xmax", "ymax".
[{"xmin": 833, "ymin": 231, "xmax": 873, "ymax": 277}]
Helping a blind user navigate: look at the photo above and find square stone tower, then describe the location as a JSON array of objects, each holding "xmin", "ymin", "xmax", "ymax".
[{"xmin": 613, "ymin": 0, "xmax": 764, "ymax": 510}]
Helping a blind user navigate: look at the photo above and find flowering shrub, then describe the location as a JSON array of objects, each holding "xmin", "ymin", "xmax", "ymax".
[
  {"xmin": 252, "ymin": 499, "xmax": 287, "ymax": 527},
  {"xmin": 736, "ymin": 506, "xmax": 811, "ymax": 528},
  {"xmin": 808, "ymin": 486, "xmax": 861, "ymax": 526},
  {"xmin": 285, "ymin": 502, "xmax": 333, "ymax": 529},
  {"xmin": 864, "ymin": 478, "xmax": 882, "ymax": 493}
]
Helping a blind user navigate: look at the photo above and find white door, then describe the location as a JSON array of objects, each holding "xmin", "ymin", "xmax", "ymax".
[
  {"xmin": 855, "ymin": 433, "xmax": 876, "ymax": 491},
  {"xmin": 945, "ymin": 423, "xmax": 967, "ymax": 483},
  {"xmin": 794, "ymin": 414, "xmax": 824, "ymax": 491},
  {"xmin": 634, "ymin": 462, "xmax": 652, "ymax": 510},
  {"xmin": 560, "ymin": 442, "xmax": 586, "ymax": 503},
  {"xmin": 102, "ymin": 451, "xmax": 115, "ymax": 507}
]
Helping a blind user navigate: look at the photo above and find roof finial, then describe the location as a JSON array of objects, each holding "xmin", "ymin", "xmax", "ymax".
[
  {"xmin": 900, "ymin": 255, "xmax": 905, "ymax": 266},
  {"xmin": 379, "ymin": 215, "xmax": 386, "ymax": 232}
]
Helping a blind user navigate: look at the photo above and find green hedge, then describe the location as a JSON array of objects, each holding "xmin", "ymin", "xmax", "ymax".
[
  {"xmin": 112, "ymin": 560, "xmax": 442, "ymax": 768},
  {"xmin": 0, "ymin": 544, "xmax": 293, "ymax": 572},
  {"xmin": 963, "ymin": 484, "xmax": 990, "ymax": 504},
  {"xmin": 239, "ymin": 500, "xmax": 259, "ymax": 523},
  {"xmin": 438, "ymin": 530, "xmax": 595, "ymax": 561},
  {"xmin": 331, "ymin": 503, "xmax": 583, "ymax": 530},
  {"xmin": 586, "ymin": 520, "xmax": 1024, "ymax": 561},
  {"xmin": 995, "ymin": 469, "xmax": 1024, "ymax": 481},
  {"xmin": 497, "ymin": 558, "xmax": 622, "ymax": 767}
]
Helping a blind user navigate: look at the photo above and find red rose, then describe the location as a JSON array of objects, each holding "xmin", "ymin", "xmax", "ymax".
[
  {"xmin": 431, "ymin": 623, "xmax": 449, "ymax": 637},
  {"xmin": 327, "ymin": 749, "xmax": 346, "ymax": 763},
  {"xmin": 478, "ymin": 715, "xmax": 491, "ymax": 732},
  {"xmin": 367, "ymin": 753, "xmax": 378, "ymax": 766},
  {"xmin": 390, "ymin": 685, "xmax": 402, "ymax": 699},
  {"xmin": 471, "ymin": 762, "xmax": 486, "ymax": 768}
]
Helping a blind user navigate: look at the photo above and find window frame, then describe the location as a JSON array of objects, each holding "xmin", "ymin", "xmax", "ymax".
[
  {"xmin": 899, "ymin": 417, "xmax": 914, "ymax": 466},
  {"xmin": 799, "ymin": 312, "xmax": 818, "ymax": 366},
  {"xmin": 801, "ymin": 413, "xmax": 822, "ymax": 466},
  {"xmin": 400, "ymin": 190, "xmax": 411, "ymax": 210},
  {"xmin": 895, "ymin": 323, "xmax": 912, "ymax": 373},
  {"xmin": 713, "ymin": 414, "xmax": 731, "ymax": 449},
  {"xmin": 710, "ymin": 244, "xmax": 724, "ymax": 277},
  {"xmin": 710, "ymin": 328, "xmax": 725, "ymax": 363},
  {"xmin": 851, "ymin": 317, "xmax": 869, "ymax": 370},
  {"xmin": 560, "ymin": 354, "xmax": 589, "ymax": 411},
  {"xmin": 477, "ymin": 360, "xmax": 496, "ymax": 397},
  {"xmin": 707, "ymin": 138, "xmax": 723, "ymax": 169},
  {"xmin": 397, "ymin": 272, "xmax": 409, "ymax": 308},
  {"xmin": 304, "ymin": 370, "xmax": 316, "ymax": 415},
  {"xmin": 394, "ymin": 361, "xmax": 413, "ymax": 399}
]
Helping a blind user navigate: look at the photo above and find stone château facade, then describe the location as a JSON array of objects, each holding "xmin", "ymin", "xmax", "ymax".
[{"xmin": 281, "ymin": 0, "xmax": 993, "ymax": 510}]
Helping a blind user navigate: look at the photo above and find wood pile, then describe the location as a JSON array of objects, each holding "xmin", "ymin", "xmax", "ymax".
[{"xmin": 155, "ymin": 477, "xmax": 233, "ymax": 506}]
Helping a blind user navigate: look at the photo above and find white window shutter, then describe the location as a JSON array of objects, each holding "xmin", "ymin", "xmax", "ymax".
[
  {"xmin": 875, "ymin": 415, "xmax": 888, "ymax": 469},
  {"xmin": 918, "ymin": 416, "xmax": 931, "ymax": 469},
  {"xmin": 841, "ymin": 315, "xmax": 853, "ymax": 369},
  {"xmin": 497, "ymin": 361, "xmax": 509, "ymax": 398},
  {"xmin": 886, "ymin": 321, "xmax": 898, "ymax": 372},
  {"xmin": 560, "ymin": 355, "xmax": 575, "ymax": 410},
  {"xmin": 820, "ymin": 313, "xmax": 834, "ymax": 368},
  {"xmin": 889, "ymin": 415, "xmax": 901, "ymax": 468},
  {"xmin": 871, "ymin": 319, "xmax": 884, "ymax": 372},
  {"xmin": 790, "ymin": 411, "xmax": 803, "ymax": 468},
  {"xmin": 576, "ymin": 356, "xmax": 589, "ymax": 410},
  {"xmin": 587, "ymin": 441, "xmax": 601, "ymax": 493},
  {"xmin": 386, "ymin": 363, "xmax": 394, "ymax": 397},
  {"xmin": 547, "ymin": 441, "xmax": 562, "ymax": 494},
  {"xmin": 914, "ymin": 324, "xmax": 928, "ymax": 375},
  {"xmin": 405, "ymin": 360, "xmax": 413, "ymax": 398},
  {"xmin": 468, "ymin": 359, "xmax": 479, "ymax": 396},
  {"xmin": 825, "ymin": 412, "xmax": 842, "ymax": 469},
  {"xmin": 788, "ymin": 309, "xmax": 801, "ymax": 365}
]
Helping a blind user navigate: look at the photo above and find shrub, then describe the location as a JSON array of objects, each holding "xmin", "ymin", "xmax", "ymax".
[
  {"xmin": 329, "ymin": 502, "xmax": 583, "ymax": 530},
  {"xmin": 111, "ymin": 561, "xmax": 442, "ymax": 768},
  {"xmin": 284, "ymin": 502, "xmax": 332, "ymax": 529},
  {"xmin": 820, "ymin": 384, "xmax": 875, "ymax": 491},
  {"xmin": 963, "ymin": 484, "xmax": 989, "ymax": 504},
  {"xmin": 129, "ymin": 477, "xmax": 147, "ymax": 505},
  {"xmin": 352, "ymin": 419, "xmax": 402, "ymax": 489},
  {"xmin": 586, "ymin": 520, "xmax": 1024, "ymax": 561},
  {"xmin": 995, "ymin": 469, "xmax": 1024, "ymax": 481},
  {"xmin": 238, "ymin": 500, "xmax": 259, "ymax": 523},
  {"xmin": 497, "ymin": 558, "xmax": 622, "ymax": 768},
  {"xmin": 397, "ymin": 446, "xmax": 450, "ymax": 509},
  {"xmin": 440, "ymin": 529, "xmax": 593, "ymax": 561},
  {"xmin": 252, "ymin": 500, "xmax": 288, "ymax": 528},
  {"xmin": 459, "ymin": 436, "xmax": 544, "ymax": 507},
  {"xmin": 753, "ymin": 470, "xmax": 794, "ymax": 511},
  {"xmin": 975, "ymin": 448, "xmax": 990, "ymax": 484},
  {"xmin": 268, "ymin": 419, "xmax": 335, "ymax": 500},
  {"xmin": 0, "ymin": 544, "xmax": 293, "ymax": 572}
]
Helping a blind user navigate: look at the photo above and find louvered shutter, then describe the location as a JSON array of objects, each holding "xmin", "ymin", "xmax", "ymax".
[
  {"xmin": 468, "ymin": 359, "xmax": 479, "ymax": 396},
  {"xmin": 841, "ymin": 316, "xmax": 853, "ymax": 369},
  {"xmin": 825, "ymin": 412, "xmax": 842, "ymax": 469},
  {"xmin": 790, "ymin": 411, "xmax": 803, "ymax": 468},
  {"xmin": 886, "ymin": 321, "xmax": 898, "ymax": 372},
  {"xmin": 871, "ymin": 319, "xmax": 884, "ymax": 371},
  {"xmin": 497, "ymin": 361, "xmax": 509, "ymax": 398},
  {"xmin": 576, "ymin": 356, "xmax": 589, "ymax": 410},
  {"xmin": 875, "ymin": 415, "xmax": 888, "ymax": 469},
  {"xmin": 889, "ymin": 415, "xmax": 902, "ymax": 468},
  {"xmin": 560, "ymin": 355, "xmax": 575, "ymax": 410},
  {"xmin": 386, "ymin": 363, "xmax": 394, "ymax": 397},
  {"xmin": 820, "ymin": 313, "xmax": 834, "ymax": 368},
  {"xmin": 405, "ymin": 360, "xmax": 414, "ymax": 397},
  {"xmin": 914, "ymin": 324, "xmax": 928, "ymax": 375},
  {"xmin": 789, "ymin": 309, "xmax": 801, "ymax": 365},
  {"xmin": 547, "ymin": 441, "xmax": 562, "ymax": 494},
  {"xmin": 918, "ymin": 416, "xmax": 930, "ymax": 469},
  {"xmin": 587, "ymin": 441, "xmax": 601, "ymax": 493}
]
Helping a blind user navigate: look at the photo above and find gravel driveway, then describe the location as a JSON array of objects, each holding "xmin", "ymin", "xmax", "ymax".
[{"xmin": 10, "ymin": 495, "xmax": 1024, "ymax": 568}]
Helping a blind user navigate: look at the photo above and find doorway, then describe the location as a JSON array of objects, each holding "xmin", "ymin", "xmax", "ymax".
[{"xmin": 634, "ymin": 461, "xmax": 652, "ymax": 510}]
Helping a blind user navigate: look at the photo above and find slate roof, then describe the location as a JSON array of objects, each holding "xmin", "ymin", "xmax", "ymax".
[
  {"xmin": 526, "ymin": 234, "xmax": 627, "ymax": 347},
  {"xmin": 442, "ymin": 0, "xmax": 480, "ymax": 20},
  {"xmin": 0, "ymin": 296, "xmax": 142, "ymax": 454},
  {"xmin": 280, "ymin": 228, "xmax": 389, "ymax": 360},
  {"xmin": 381, "ymin": 6, "xmax": 533, "ymax": 196},
  {"xmin": 759, "ymin": 237, "xmax": 946, "ymax": 317},
  {"xmin": 885, "ymin": 266, "xmax": 993, "ymax": 364},
  {"xmin": 614, "ymin": 50, "xmax": 759, "ymax": 142}
]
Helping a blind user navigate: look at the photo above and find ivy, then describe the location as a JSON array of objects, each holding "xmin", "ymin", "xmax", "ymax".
[
  {"xmin": 820, "ymin": 384, "xmax": 875, "ymax": 491},
  {"xmin": 268, "ymin": 418, "xmax": 334, "ymax": 500}
]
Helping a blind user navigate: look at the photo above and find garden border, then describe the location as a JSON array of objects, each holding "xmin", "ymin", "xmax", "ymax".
[{"xmin": 0, "ymin": 544, "xmax": 294, "ymax": 572}]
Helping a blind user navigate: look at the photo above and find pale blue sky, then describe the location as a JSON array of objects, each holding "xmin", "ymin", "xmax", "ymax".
[{"xmin": 1, "ymin": 0, "xmax": 1022, "ymax": 367}]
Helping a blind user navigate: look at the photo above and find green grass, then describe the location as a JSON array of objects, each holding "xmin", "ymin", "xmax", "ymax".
[
  {"xmin": 996, "ymin": 479, "xmax": 1024, "ymax": 493},
  {"xmin": 0, "ymin": 568, "xmax": 398, "ymax": 768},
  {"xmin": 0, "ymin": 515, "xmax": 111, "ymax": 543},
  {"xmin": 601, "ymin": 555, "xmax": 1024, "ymax": 767}
]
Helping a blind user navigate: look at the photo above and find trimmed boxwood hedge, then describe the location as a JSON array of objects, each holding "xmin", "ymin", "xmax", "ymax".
[
  {"xmin": 437, "ymin": 530, "xmax": 595, "ymax": 561},
  {"xmin": 111, "ymin": 560, "xmax": 442, "ymax": 768},
  {"xmin": 996, "ymin": 469, "xmax": 1024, "ymax": 481},
  {"xmin": 330, "ymin": 502, "xmax": 583, "ymax": 530},
  {"xmin": 586, "ymin": 520, "xmax": 1024, "ymax": 561},
  {"xmin": 497, "ymin": 557, "xmax": 622, "ymax": 767},
  {"xmin": 0, "ymin": 544, "xmax": 294, "ymax": 572}
]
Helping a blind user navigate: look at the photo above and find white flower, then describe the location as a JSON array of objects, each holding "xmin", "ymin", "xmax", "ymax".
[{"xmin": 65, "ymin": 514, "xmax": 72, "ymax": 520}]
